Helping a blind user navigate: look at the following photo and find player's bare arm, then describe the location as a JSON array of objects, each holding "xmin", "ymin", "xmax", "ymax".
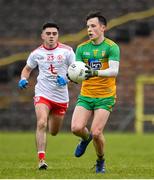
[{"xmin": 21, "ymin": 64, "xmax": 33, "ymax": 80}]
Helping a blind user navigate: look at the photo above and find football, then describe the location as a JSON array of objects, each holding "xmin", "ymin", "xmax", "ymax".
[{"xmin": 67, "ymin": 61, "xmax": 88, "ymax": 83}]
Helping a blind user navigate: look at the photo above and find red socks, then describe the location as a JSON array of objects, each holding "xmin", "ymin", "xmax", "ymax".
[{"xmin": 38, "ymin": 151, "xmax": 45, "ymax": 160}]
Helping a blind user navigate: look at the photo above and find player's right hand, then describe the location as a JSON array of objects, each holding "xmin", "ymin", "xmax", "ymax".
[{"xmin": 18, "ymin": 78, "xmax": 28, "ymax": 89}]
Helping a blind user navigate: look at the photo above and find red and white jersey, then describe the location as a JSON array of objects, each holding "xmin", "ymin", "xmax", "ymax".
[{"xmin": 27, "ymin": 43, "xmax": 75, "ymax": 103}]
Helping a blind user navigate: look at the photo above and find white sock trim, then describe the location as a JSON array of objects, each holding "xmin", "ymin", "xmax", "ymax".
[{"xmin": 38, "ymin": 151, "xmax": 45, "ymax": 154}]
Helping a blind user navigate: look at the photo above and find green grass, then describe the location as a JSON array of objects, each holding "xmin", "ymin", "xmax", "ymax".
[{"xmin": 0, "ymin": 132, "xmax": 154, "ymax": 179}]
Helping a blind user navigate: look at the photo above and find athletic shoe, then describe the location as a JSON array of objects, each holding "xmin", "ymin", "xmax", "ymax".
[
  {"xmin": 38, "ymin": 159, "xmax": 48, "ymax": 170},
  {"xmin": 95, "ymin": 159, "xmax": 105, "ymax": 173},
  {"xmin": 75, "ymin": 134, "xmax": 92, "ymax": 157}
]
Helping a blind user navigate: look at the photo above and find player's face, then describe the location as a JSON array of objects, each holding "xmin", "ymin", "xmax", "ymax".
[
  {"xmin": 87, "ymin": 17, "xmax": 106, "ymax": 43},
  {"xmin": 41, "ymin": 27, "xmax": 59, "ymax": 48}
]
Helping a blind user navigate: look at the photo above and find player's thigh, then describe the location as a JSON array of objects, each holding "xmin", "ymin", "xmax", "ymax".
[
  {"xmin": 91, "ymin": 109, "xmax": 110, "ymax": 135},
  {"xmin": 71, "ymin": 106, "xmax": 92, "ymax": 130},
  {"xmin": 35, "ymin": 103, "xmax": 50, "ymax": 121}
]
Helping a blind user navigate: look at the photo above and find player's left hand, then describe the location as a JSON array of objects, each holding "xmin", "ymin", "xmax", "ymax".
[
  {"xmin": 56, "ymin": 75, "xmax": 68, "ymax": 86},
  {"xmin": 85, "ymin": 65, "xmax": 98, "ymax": 79}
]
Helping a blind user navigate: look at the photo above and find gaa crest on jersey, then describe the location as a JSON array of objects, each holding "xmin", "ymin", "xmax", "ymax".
[
  {"xmin": 93, "ymin": 49, "xmax": 98, "ymax": 57},
  {"xmin": 57, "ymin": 55, "xmax": 63, "ymax": 63}
]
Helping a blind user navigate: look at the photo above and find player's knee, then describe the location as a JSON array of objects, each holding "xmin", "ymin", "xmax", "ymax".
[
  {"xmin": 91, "ymin": 129, "xmax": 102, "ymax": 140},
  {"xmin": 37, "ymin": 119, "xmax": 47, "ymax": 130},
  {"xmin": 71, "ymin": 125, "xmax": 83, "ymax": 134}
]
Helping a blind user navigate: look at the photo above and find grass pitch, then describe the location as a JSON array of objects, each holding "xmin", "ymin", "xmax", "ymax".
[{"xmin": 0, "ymin": 132, "xmax": 154, "ymax": 179}]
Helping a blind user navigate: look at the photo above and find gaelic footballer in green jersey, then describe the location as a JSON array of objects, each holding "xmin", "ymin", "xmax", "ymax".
[
  {"xmin": 76, "ymin": 37, "xmax": 120, "ymax": 98},
  {"xmin": 71, "ymin": 11, "xmax": 120, "ymax": 174}
]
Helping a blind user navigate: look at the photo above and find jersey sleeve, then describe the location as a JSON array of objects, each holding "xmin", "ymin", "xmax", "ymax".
[
  {"xmin": 108, "ymin": 44, "xmax": 120, "ymax": 61},
  {"xmin": 75, "ymin": 46, "xmax": 83, "ymax": 62},
  {"xmin": 27, "ymin": 52, "xmax": 38, "ymax": 69},
  {"xmin": 67, "ymin": 48, "xmax": 76, "ymax": 65}
]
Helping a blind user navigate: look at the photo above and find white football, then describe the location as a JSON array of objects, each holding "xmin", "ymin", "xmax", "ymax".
[{"xmin": 67, "ymin": 61, "xmax": 88, "ymax": 83}]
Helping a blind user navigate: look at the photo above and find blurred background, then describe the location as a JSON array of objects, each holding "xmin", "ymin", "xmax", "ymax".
[{"xmin": 0, "ymin": 0, "xmax": 154, "ymax": 133}]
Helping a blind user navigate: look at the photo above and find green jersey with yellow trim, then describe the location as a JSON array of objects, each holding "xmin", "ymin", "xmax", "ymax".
[{"xmin": 76, "ymin": 37, "xmax": 120, "ymax": 98}]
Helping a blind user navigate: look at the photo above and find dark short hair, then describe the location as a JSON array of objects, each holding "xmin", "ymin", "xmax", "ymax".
[
  {"xmin": 86, "ymin": 11, "xmax": 107, "ymax": 26},
  {"xmin": 42, "ymin": 22, "xmax": 59, "ymax": 31}
]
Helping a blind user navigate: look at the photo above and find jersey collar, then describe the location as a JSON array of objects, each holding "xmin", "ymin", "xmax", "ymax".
[{"xmin": 43, "ymin": 43, "xmax": 59, "ymax": 50}]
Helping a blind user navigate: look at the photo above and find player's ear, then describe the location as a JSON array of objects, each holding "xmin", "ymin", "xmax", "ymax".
[
  {"xmin": 102, "ymin": 24, "xmax": 107, "ymax": 32},
  {"xmin": 41, "ymin": 32, "xmax": 44, "ymax": 40}
]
